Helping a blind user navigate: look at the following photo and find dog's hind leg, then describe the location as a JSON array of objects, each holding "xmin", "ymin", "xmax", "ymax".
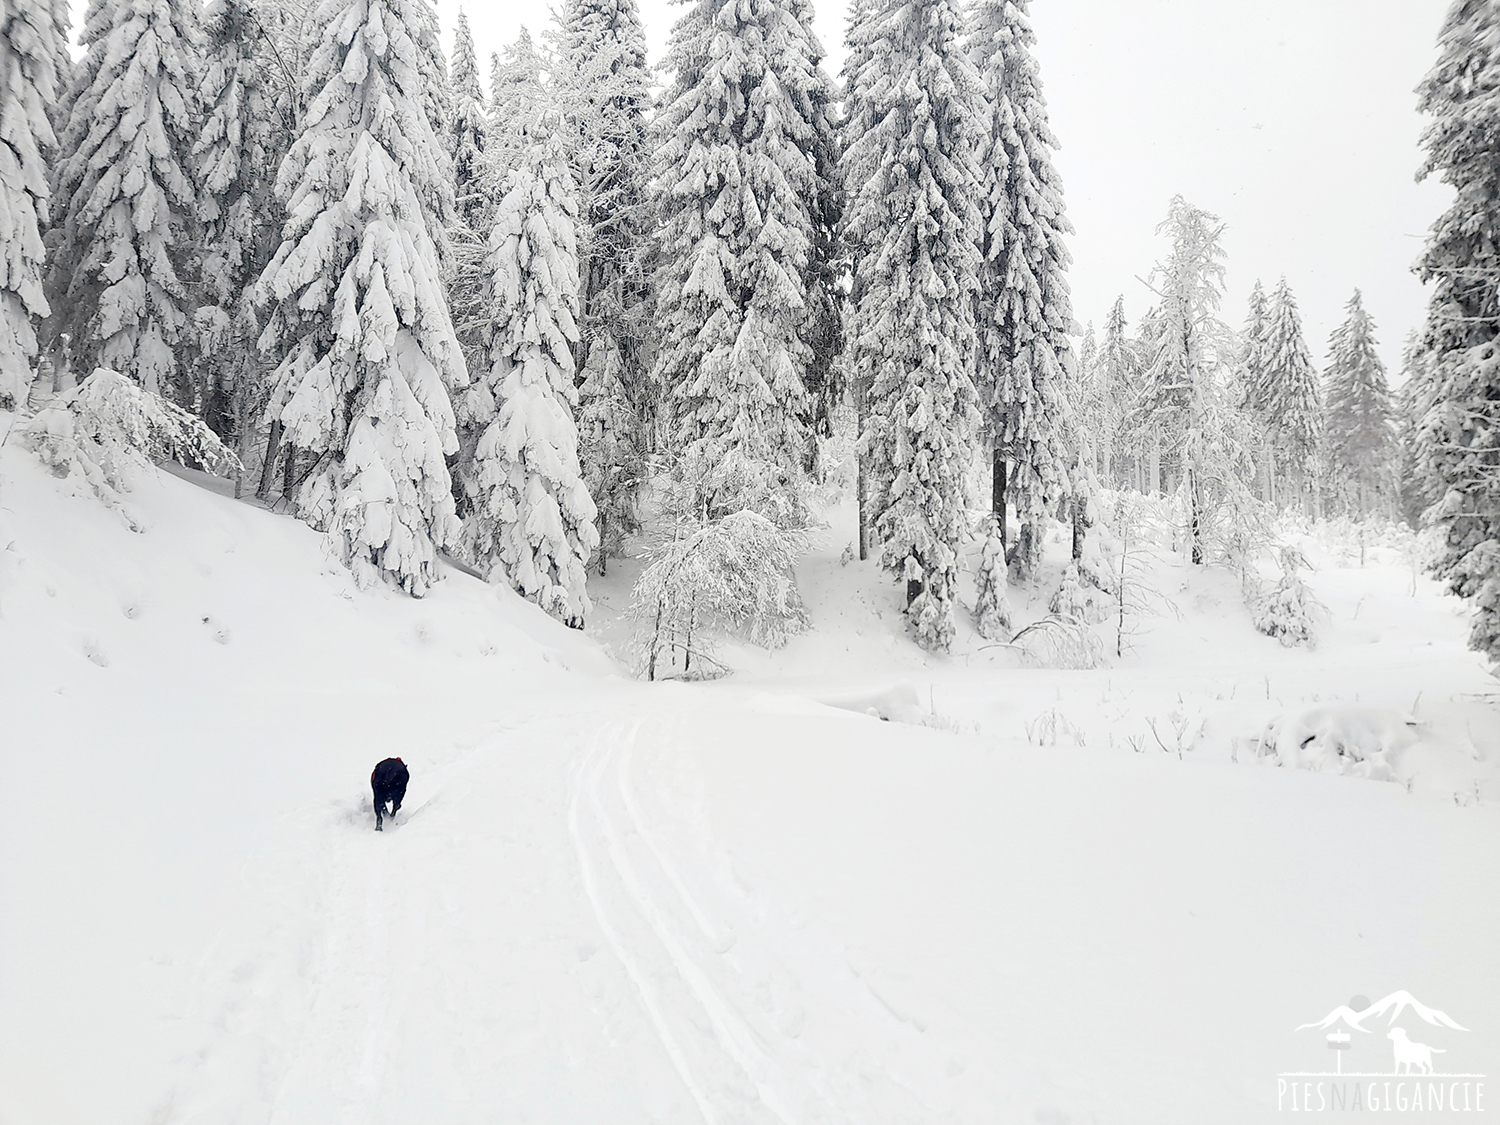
[{"xmin": 374, "ymin": 794, "xmax": 384, "ymax": 831}]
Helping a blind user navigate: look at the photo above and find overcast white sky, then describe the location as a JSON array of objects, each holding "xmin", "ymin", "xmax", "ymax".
[{"xmin": 451, "ymin": 0, "xmax": 1451, "ymax": 381}]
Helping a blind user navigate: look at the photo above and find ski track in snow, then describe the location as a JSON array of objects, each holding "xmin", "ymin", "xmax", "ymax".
[{"xmin": 571, "ymin": 711, "xmax": 850, "ymax": 1125}]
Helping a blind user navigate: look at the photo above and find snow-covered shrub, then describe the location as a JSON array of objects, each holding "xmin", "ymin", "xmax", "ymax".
[
  {"xmin": 20, "ymin": 369, "xmax": 238, "ymax": 527},
  {"xmin": 1251, "ymin": 545, "xmax": 1322, "ymax": 648},
  {"xmin": 1048, "ymin": 561, "xmax": 1110, "ymax": 625},
  {"xmin": 973, "ymin": 516, "xmax": 1012, "ymax": 640},
  {"xmin": 1009, "ymin": 615, "xmax": 1105, "ymax": 670},
  {"xmin": 1258, "ymin": 706, "xmax": 1414, "ymax": 782},
  {"xmin": 1298, "ymin": 512, "xmax": 1418, "ymax": 569},
  {"xmin": 630, "ymin": 510, "xmax": 808, "ymax": 680}
]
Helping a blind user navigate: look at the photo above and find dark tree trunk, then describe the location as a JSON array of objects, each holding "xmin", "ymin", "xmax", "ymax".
[
  {"xmin": 857, "ymin": 452, "xmax": 868, "ymax": 562},
  {"xmin": 1072, "ymin": 494, "xmax": 1085, "ymax": 561},
  {"xmin": 282, "ymin": 444, "xmax": 297, "ymax": 503},
  {"xmin": 257, "ymin": 419, "xmax": 284, "ymax": 501},
  {"xmin": 1189, "ymin": 468, "xmax": 1203, "ymax": 565},
  {"xmin": 992, "ymin": 448, "xmax": 1008, "ymax": 546}
]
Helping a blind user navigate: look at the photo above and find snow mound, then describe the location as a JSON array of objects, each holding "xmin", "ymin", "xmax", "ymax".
[
  {"xmin": 1259, "ymin": 706, "xmax": 1418, "ymax": 780},
  {"xmin": 816, "ymin": 681, "xmax": 929, "ymax": 724}
]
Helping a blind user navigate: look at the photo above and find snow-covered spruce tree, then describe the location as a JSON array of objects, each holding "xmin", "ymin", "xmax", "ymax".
[
  {"xmin": 1251, "ymin": 545, "xmax": 1321, "ymax": 648},
  {"xmin": 969, "ymin": 0, "xmax": 1075, "ymax": 578},
  {"xmin": 844, "ymin": 0, "xmax": 984, "ymax": 649},
  {"xmin": 1411, "ymin": 0, "xmax": 1500, "ymax": 661},
  {"xmin": 1395, "ymin": 330, "xmax": 1438, "ymax": 527},
  {"xmin": 790, "ymin": 0, "xmax": 844, "ymax": 447},
  {"xmin": 1129, "ymin": 196, "xmax": 1258, "ymax": 566},
  {"xmin": 441, "ymin": 9, "xmax": 495, "ymax": 388},
  {"xmin": 1323, "ymin": 290, "xmax": 1397, "ymax": 517},
  {"xmin": 256, "ymin": 0, "xmax": 468, "ymax": 597},
  {"xmin": 838, "ymin": 0, "xmax": 878, "ymax": 559},
  {"xmin": 0, "ymin": 0, "xmax": 62, "ymax": 408},
  {"xmin": 46, "ymin": 0, "xmax": 200, "ymax": 400},
  {"xmin": 192, "ymin": 0, "xmax": 293, "ymax": 476},
  {"xmin": 490, "ymin": 28, "xmax": 543, "ymax": 178},
  {"xmin": 1260, "ymin": 277, "xmax": 1323, "ymax": 512},
  {"xmin": 554, "ymin": 0, "xmax": 653, "ymax": 566},
  {"xmin": 1097, "ymin": 295, "xmax": 1140, "ymax": 489},
  {"xmin": 1238, "ymin": 278, "xmax": 1277, "ymax": 501},
  {"xmin": 973, "ymin": 515, "xmax": 1012, "ymax": 640},
  {"xmin": 447, "ymin": 9, "xmax": 488, "ymax": 231},
  {"xmin": 649, "ymin": 0, "xmax": 839, "ymax": 526},
  {"xmin": 41, "ymin": 0, "xmax": 71, "ymax": 146},
  {"xmin": 575, "ymin": 332, "xmax": 644, "ymax": 569},
  {"xmin": 410, "ymin": 0, "xmax": 453, "ymax": 241},
  {"xmin": 458, "ymin": 118, "xmax": 598, "ymax": 624},
  {"xmin": 1239, "ymin": 279, "xmax": 1272, "ymax": 415}
]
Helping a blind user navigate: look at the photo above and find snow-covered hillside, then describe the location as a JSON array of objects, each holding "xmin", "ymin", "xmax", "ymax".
[{"xmin": 3, "ymin": 436, "xmax": 1498, "ymax": 1124}]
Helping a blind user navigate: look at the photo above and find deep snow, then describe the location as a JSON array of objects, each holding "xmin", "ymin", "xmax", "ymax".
[{"xmin": 2, "ymin": 425, "xmax": 1497, "ymax": 1124}]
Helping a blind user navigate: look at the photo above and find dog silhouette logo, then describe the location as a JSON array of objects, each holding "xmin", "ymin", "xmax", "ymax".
[
  {"xmin": 1277, "ymin": 991, "xmax": 1486, "ymax": 1112},
  {"xmin": 1388, "ymin": 1027, "xmax": 1445, "ymax": 1075}
]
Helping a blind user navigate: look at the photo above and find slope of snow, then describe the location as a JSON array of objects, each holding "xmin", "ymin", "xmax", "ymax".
[{"xmin": 3, "ymin": 431, "xmax": 1497, "ymax": 1124}]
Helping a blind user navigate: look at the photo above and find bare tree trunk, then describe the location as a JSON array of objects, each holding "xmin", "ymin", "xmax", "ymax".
[
  {"xmin": 992, "ymin": 448, "xmax": 1008, "ymax": 546},
  {"xmin": 257, "ymin": 420, "xmax": 283, "ymax": 502},
  {"xmin": 857, "ymin": 452, "xmax": 868, "ymax": 562},
  {"xmin": 280, "ymin": 444, "xmax": 298, "ymax": 508},
  {"xmin": 856, "ymin": 376, "xmax": 869, "ymax": 562},
  {"xmin": 1189, "ymin": 465, "xmax": 1203, "ymax": 565},
  {"xmin": 647, "ymin": 597, "xmax": 664, "ymax": 681},
  {"xmin": 1148, "ymin": 429, "xmax": 1161, "ymax": 495},
  {"xmin": 233, "ymin": 381, "xmax": 248, "ymax": 501}
]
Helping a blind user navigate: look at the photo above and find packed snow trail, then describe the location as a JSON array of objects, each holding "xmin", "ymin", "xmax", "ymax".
[{"xmin": 570, "ymin": 712, "xmax": 838, "ymax": 1125}]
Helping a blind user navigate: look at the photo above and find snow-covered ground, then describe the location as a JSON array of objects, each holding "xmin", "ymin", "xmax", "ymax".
[{"xmin": 3, "ymin": 429, "xmax": 1497, "ymax": 1124}]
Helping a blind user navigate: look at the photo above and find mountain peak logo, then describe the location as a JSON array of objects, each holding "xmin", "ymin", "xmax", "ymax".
[
  {"xmin": 1277, "ymin": 990, "xmax": 1485, "ymax": 1113},
  {"xmin": 1295, "ymin": 990, "xmax": 1469, "ymax": 1035}
]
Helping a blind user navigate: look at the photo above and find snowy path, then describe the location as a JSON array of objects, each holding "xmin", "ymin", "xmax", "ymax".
[
  {"xmin": 150, "ymin": 700, "xmax": 986, "ymax": 1125},
  {"xmin": 570, "ymin": 712, "xmax": 833, "ymax": 1125}
]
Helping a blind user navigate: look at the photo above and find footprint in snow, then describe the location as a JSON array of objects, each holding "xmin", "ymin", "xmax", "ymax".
[{"xmin": 201, "ymin": 615, "xmax": 231, "ymax": 644}]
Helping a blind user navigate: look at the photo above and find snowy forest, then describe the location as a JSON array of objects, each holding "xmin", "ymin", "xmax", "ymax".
[
  {"xmin": 6, "ymin": 1, "xmax": 1500, "ymax": 1119},
  {"xmin": 3, "ymin": 0, "xmax": 1493, "ymax": 669}
]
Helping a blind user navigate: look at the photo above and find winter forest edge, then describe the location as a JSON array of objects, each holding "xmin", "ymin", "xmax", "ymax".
[{"xmin": 1, "ymin": 0, "xmax": 1496, "ymax": 674}]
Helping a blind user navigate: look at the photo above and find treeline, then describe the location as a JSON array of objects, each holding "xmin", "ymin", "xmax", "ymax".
[{"xmin": 0, "ymin": 0, "xmax": 1454, "ymax": 657}]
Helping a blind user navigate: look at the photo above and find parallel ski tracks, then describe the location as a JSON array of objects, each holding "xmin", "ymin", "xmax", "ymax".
[{"xmin": 569, "ymin": 714, "xmax": 833, "ymax": 1125}]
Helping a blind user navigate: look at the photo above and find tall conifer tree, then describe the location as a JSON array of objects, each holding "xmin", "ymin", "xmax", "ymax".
[
  {"xmin": 46, "ymin": 0, "xmax": 201, "ymax": 398},
  {"xmin": 256, "ymin": 0, "xmax": 467, "ymax": 596},
  {"xmin": 460, "ymin": 118, "xmax": 598, "ymax": 623},
  {"xmin": 555, "ymin": 0, "xmax": 653, "ymax": 565},
  {"xmin": 193, "ymin": 0, "xmax": 287, "ymax": 447},
  {"xmin": 649, "ymin": 0, "xmax": 839, "ymax": 525},
  {"xmin": 1261, "ymin": 277, "xmax": 1322, "ymax": 508},
  {"xmin": 843, "ymin": 0, "xmax": 984, "ymax": 649},
  {"xmin": 969, "ymin": 0, "xmax": 1074, "ymax": 577},
  {"xmin": 0, "ymin": 0, "xmax": 62, "ymax": 407},
  {"xmin": 447, "ymin": 10, "xmax": 488, "ymax": 230},
  {"xmin": 1411, "ymin": 0, "xmax": 1500, "ymax": 659},
  {"xmin": 1323, "ymin": 290, "xmax": 1396, "ymax": 516}
]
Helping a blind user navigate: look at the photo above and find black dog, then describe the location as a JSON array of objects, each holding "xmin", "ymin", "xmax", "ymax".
[{"xmin": 371, "ymin": 757, "xmax": 409, "ymax": 831}]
